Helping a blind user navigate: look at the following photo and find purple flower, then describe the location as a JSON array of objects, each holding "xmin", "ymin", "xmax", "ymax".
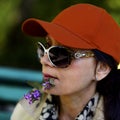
[
  {"xmin": 24, "ymin": 93, "xmax": 32, "ymax": 99},
  {"xmin": 42, "ymin": 81, "xmax": 51, "ymax": 90},
  {"xmin": 24, "ymin": 79, "xmax": 55, "ymax": 105},
  {"xmin": 24, "ymin": 89, "xmax": 41, "ymax": 104},
  {"xmin": 32, "ymin": 90, "xmax": 41, "ymax": 99}
]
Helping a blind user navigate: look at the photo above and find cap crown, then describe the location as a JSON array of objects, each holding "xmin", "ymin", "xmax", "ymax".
[{"xmin": 52, "ymin": 4, "xmax": 120, "ymax": 61}]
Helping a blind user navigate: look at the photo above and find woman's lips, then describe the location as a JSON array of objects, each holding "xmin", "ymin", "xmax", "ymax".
[{"xmin": 43, "ymin": 74, "xmax": 58, "ymax": 80}]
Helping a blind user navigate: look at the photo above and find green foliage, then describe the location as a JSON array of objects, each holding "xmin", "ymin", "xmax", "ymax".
[
  {"xmin": 0, "ymin": 0, "xmax": 21, "ymax": 52},
  {"xmin": 105, "ymin": 0, "xmax": 120, "ymax": 24}
]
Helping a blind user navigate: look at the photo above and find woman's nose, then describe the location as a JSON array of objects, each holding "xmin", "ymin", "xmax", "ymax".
[{"xmin": 40, "ymin": 54, "xmax": 53, "ymax": 67}]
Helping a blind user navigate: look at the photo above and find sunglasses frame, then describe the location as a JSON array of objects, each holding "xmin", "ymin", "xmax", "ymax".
[{"xmin": 37, "ymin": 42, "xmax": 94, "ymax": 68}]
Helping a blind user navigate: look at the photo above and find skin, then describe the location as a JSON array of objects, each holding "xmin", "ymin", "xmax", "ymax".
[{"xmin": 39, "ymin": 36, "xmax": 111, "ymax": 120}]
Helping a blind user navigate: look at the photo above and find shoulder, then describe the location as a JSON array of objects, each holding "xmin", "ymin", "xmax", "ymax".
[
  {"xmin": 11, "ymin": 102, "xmax": 34, "ymax": 120},
  {"xmin": 10, "ymin": 94, "xmax": 54, "ymax": 120}
]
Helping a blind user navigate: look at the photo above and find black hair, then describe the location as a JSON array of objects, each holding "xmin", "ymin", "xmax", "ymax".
[{"xmin": 92, "ymin": 49, "xmax": 120, "ymax": 120}]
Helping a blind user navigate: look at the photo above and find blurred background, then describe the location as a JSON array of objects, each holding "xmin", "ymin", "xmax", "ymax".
[{"xmin": 0, "ymin": 0, "xmax": 120, "ymax": 119}]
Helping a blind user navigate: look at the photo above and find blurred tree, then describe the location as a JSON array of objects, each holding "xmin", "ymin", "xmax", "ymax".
[
  {"xmin": 105, "ymin": 0, "xmax": 120, "ymax": 24},
  {"xmin": 0, "ymin": 0, "xmax": 21, "ymax": 55}
]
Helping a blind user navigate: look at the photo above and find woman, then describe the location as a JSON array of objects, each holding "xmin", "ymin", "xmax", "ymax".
[{"xmin": 11, "ymin": 3, "xmax": 120, "ymax": 120}]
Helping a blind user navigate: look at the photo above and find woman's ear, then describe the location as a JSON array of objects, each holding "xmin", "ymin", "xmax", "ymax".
[{"xmin": 95, "ymin": 62, "xmax": 111, "ymax": 81}]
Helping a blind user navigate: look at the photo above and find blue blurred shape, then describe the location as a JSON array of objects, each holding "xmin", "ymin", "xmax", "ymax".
[
  {"xmin": 0, "ymin": 66, "xmax": 43, "ymax": 82},
  {"xmin": 0, "ymin": 66, "xmax": 43, "ymax": 120}
]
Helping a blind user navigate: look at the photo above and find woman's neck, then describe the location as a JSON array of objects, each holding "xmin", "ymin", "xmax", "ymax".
[{"xmin": 59, "ymin": 83, "xmax": 96, "ymax": 120}]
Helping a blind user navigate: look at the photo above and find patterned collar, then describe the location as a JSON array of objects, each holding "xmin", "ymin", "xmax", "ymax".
[{"xmin": 39, "ymin": 93, "xmax": 99, "ymax": 120}]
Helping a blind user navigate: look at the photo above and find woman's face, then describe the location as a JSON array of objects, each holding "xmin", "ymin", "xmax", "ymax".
[{"xmin": 40, "ymin": 37, "xmax": 97, "ymax": 96}]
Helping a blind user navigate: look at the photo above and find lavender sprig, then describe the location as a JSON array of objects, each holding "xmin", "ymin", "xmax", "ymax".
[
  {"xmin": 24, "ymin": 78, "xmax": 55, "ymax": 105},
  {"xmin": 42, "ymin": 78, "xmax": 55, "ymax": 90},
  {"xmin": 24, "ymin": 89, "xmax": 41, "ymax": 104}
]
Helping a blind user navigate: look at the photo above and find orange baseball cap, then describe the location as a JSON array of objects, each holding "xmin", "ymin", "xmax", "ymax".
[{"xmin": 22, "ymin": 4, "xmax": 120, "ymax": 62}]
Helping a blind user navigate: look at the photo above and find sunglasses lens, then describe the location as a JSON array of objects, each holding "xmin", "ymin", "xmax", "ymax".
[{"xmin": 49, "ymin": 47, "xmax": 70, "ymax": 68}]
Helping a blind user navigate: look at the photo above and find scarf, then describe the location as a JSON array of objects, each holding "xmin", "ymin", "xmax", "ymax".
[{"xmin": 39, "ymin": 93, "xmax": 99, "ymax": 120}]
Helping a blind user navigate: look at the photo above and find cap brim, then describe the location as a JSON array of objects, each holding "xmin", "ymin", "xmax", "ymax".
[{"xmin": 22, "ymin": 18, "xmax": 95, "ymax": 49}]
